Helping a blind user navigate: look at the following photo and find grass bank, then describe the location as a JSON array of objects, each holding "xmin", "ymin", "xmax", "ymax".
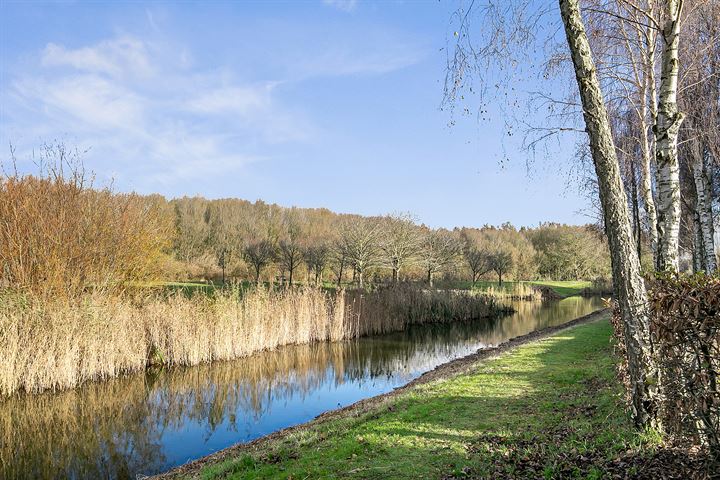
[
  {"xmin": 0, "ymin": 285, "xmax": 507, "ymax": 396},
  {"xmin": 450, "ymin": 280, "xmax": 596, "ymax": 298},
  {"xmin": 164, "ymin": 314, "xmax": 708, "ymax": 479}
]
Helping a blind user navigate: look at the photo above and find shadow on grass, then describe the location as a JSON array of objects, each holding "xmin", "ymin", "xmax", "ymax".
[{"xmin": 198, "ymin": 321, "xmax": 712, "ymax": 479}]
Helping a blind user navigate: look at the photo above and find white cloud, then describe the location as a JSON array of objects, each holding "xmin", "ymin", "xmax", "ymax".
[
  {"xmin": 6, "ymin": 35, "xmax": 312, "ymax": 189},
  {"xmin": 322, "ymin": 0, "xmax": 358, "ymax": 12},
  {"xmin": 185, "ymin": 84, "xmax": 275, "ymax": 115},
  {"xmin": 300, "ymin": 47, "xmax": 422, "ymax": 77},
  {"xmin": 3, "ymin": 28, "xmax": 422, "ymax": 192},
  {"xmin": 14, "ymin": 74, "xmax": 145, "ymax": 129},
  {"xmin": 41, "ymin": 36, "xmax": 154, "ymax": 78}
]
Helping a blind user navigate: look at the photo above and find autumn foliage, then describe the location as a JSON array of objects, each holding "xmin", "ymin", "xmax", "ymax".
[{"xmin": 0, "ymin": 154, "xmax": 172, "ymax": 297}]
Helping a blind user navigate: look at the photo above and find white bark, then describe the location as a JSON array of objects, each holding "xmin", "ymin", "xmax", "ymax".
[
  {"xmin": 559, "ymin": 0, "xmax": 656, "ymax": 428},
  {"xmin": 654, "ymin": 0, "xmax": 684, "ymax": 271},
  {"xmin": 639, "ymin": 73, "xmax": 659, "ymax": 263},
  {"xmin": 691, "ymin": 139, "xmax": 717, "ymax": 273}
]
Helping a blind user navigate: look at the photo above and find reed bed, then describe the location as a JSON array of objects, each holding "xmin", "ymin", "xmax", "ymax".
[
  {"xmin": 482, "ymin": 282, "xmax": 543, "ymax": 301},
  {"xmin": 0, "ymin": 285, "xmax": 504, "ymax": 396}
]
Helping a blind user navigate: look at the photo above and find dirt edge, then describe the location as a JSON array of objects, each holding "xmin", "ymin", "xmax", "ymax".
[{"xmin": 153, "ymin": 308, "xmax": 610, "ymax": 479}]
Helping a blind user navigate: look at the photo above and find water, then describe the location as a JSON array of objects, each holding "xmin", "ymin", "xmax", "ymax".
[{"xmin": 0, "ymin": 296, "xmax": 605, "ymax": 479}]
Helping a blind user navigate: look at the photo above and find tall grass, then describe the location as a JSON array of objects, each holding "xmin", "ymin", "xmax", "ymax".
[
  {"xmin": 482, "ymin": 282, "xmax": 543, "ymax": 301},
  {"xmin": 0, "ymin": 285, "xmax": 505, "ymax": 396}
]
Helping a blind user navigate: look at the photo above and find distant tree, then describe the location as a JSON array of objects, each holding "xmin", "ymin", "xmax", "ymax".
[
  {"xmin": 464, "ymin": 247, "xmax": 491, "ymax": 284},
  {"xmin": 217, "ymin": 247, "xmax": 231, "ymax": 284},
  {"xmin": 277, "ymin": 211, "xmax": 305, "ymax": 286},
  {"xmin": 380, "ymin": 213, "xmax": 423, "ymax": 283},
  {"xmin": 331, "ymin": 238, "xmax": 349, "ymax": 287},
  {"xmin": 303, "ymin": 243, "xmax": 330, "ymax": 286},
  {"xmin": 528, "ymin": 224, "xmax": 610, "ymax": 280},
  {"xmin": 243, "ymin": 240, "xmax": 275, "ymax": 284},
  {"xmin": 419, "ymin": 229, "xmax": 462, "ymax": 287},
  {"xmin": 489, "ymin": 250, "xmax": 513, "ymax": 285},
  {"xmin": 339, "ymin": 218, "xmax": 382, "ymax": 288}
]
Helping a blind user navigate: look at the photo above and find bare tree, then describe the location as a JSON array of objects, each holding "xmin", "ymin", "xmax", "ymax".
[
  {"xmin": 303, "ymin": 243, "xmax": 330, "ymax": 286},
  {"xmin": 331, "ymin": 238, "xmax": 349, "ymax": 287},
  {"xmin": 558, "ymin": 0, "xmax": 656, "ymax": 427},
  {"xmin": 380, "ymin": 213, "xmax": 423, "ymax": 283},
  {"xmin": 419, "ymin": 229, "xmax": 462, "ymax": 287},
  {"xmin": 243, "ymin": 239, "xmax": 275, "ymax": 283},
  {"xmin": 277, "ymin": 211, "xmax": 305, "ymax": 286},
  {"xmin": 464, "ymin": 247, "xmax": 491, "ymax": 284},
  {"xmin": 489, "ymin": 250, "xmax": 513, "ymax": 285},
  {"xmin": 339, "ymin": 218, "xmax": 382, "ymax": 288}
]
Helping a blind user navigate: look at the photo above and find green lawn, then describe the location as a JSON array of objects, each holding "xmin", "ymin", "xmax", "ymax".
[
  {"xmin": 449, "ymin": 280, "xmax": 593, "ymax": 297},
  {"xmin": 188, "ymin": 316, "xmax": 662, "ymax": 479},
  {"xmin": 526, "ymin": 280, "xmax": 594, "ymax": 297}
]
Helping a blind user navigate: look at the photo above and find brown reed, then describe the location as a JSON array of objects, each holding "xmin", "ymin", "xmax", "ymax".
[{"xmin": 0, "ymin": 285, "xmax": 503, "ymax": 396}]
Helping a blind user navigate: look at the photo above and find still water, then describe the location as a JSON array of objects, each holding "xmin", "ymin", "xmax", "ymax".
[{"xmin": 0, "ymin": 296, "xmax": 605, "ymax": 479}]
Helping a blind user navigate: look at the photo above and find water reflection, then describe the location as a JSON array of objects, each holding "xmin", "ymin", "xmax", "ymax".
[{"xmin": 0, "ymin": 296, "xmax": 604, "ymax": 479}]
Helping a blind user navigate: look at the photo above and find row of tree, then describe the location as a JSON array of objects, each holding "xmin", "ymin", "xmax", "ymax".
[
  {"xmin": 0, "ymin": 146, "xmax": 611, "ymax": 294},
  {"xmin": 168, "ymin": 196, "xmax": 610, "ymax": 286}
]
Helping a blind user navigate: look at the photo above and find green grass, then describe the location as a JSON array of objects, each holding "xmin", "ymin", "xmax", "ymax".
[
  {"xmin": 526, "ymin": 280, "xmax": 593, "ymax": 297},
  {"xmin": 191, "ymin": 317, "xmax": 659, "ymax": 479},
  {"xmin": 449, "ymin": 280, "xmax": 593, "ymax": 297}
]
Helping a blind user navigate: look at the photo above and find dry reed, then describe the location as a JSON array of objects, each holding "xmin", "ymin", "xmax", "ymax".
[
  {"xmin": 482, "ymin": 282, "xmax": 543, "ymax": 301},
  {"xmin": 0, "ymin": 285, "xmax": 503, "ymax": 396}
]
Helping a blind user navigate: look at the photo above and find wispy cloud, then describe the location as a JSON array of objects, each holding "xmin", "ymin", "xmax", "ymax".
[
  {"xmin": 41, "ymin": 36, "xmax": 154, "ymax": 78},
  {"xmin": 5, "ymin": 35, "xmax": 311, "ymax": 189},
  {"xmin": 322, "ymin": 0, "xmax": 358, "ymax": 12},
  {"xmin": 2, "ymin": 22, "xmax": 424, "ymax": 194}
]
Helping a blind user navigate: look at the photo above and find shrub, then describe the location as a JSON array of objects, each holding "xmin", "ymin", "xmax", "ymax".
[
  {"xmin": 0, "ymin": 146, "xmax": 173, "ymax": 297},
  {"xmin": 611, "ymin": 273, "xmax": 719, "ymax": 464}
]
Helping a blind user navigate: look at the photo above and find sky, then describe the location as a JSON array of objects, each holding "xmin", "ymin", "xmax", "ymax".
[{"xmin": 0, "ymin": 0, "xmax": 591, "ymax": 229}]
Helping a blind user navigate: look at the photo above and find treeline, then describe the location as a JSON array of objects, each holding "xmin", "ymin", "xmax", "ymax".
[
  {"xmin": 0, "ymin": 151, "xmax": 610, "ymax": 296},
  {"xmin": 167, "ymin": 198, "xmax": 611, "ymax": 286}
]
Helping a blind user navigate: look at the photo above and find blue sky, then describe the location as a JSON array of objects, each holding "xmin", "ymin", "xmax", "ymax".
[{"xmin": 0, "ymin": 0, "xmax": 590, "ymax": 229}]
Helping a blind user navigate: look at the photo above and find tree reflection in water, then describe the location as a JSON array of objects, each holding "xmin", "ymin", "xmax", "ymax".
[{"xmin": 0, "ymin": 296, "xmax": 604, "ymax": 480}]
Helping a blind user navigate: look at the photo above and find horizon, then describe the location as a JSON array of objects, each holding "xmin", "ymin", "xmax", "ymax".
[{"xmin": 0, "ymin": 0, "xmax": 591, "ymax": 229}]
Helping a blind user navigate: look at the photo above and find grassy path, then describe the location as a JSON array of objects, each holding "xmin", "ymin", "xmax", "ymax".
[{"xmin": 161, "ymin": 313, "xmax": 694, "ymax": 479}]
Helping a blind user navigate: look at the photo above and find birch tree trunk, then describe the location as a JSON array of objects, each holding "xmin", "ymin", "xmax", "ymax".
[
  {"xmin": 691, "ymin": 139, "xmax": 717, "ymax": 273},
  {"xmin": 559, "ymin": 0, "xmax": 657, "ymax": 428},
  {"xmin": 654, "ymin": 0, "xmax": 684, "ymax": 272},
  {"xmin": 639, "ymin": 74, "xmax": 659, "ymax": 263}
]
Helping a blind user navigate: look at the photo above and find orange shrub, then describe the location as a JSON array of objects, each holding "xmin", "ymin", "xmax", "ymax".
[{"xmin": 0, "ymin": 157, "xmax": 173, "ymax": 297}]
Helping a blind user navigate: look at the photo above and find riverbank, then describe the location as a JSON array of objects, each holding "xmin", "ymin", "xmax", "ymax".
[
  {"xmin": 446, "ymin": 280, "xmax": 614, "ymax": 299},
  {"xmin": 159, "ymin": 310, "xmax": 709, "ymax": 479}
]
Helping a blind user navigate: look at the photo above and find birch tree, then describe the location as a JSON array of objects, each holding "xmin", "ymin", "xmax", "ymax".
[
  {"xmin": 654, "ymin": 0, "xmax": 684, "ymax": 271},
  {"xmin": 680, "ymin": 5, "xmax": 719, "ymax": 272},
  {"xmin": 445, "ymin": 0, "xmax": 658, "ymax": 426},
  {"xmin": 560, "ymin": 0, "xmax": 657, "ymax": 426}
]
